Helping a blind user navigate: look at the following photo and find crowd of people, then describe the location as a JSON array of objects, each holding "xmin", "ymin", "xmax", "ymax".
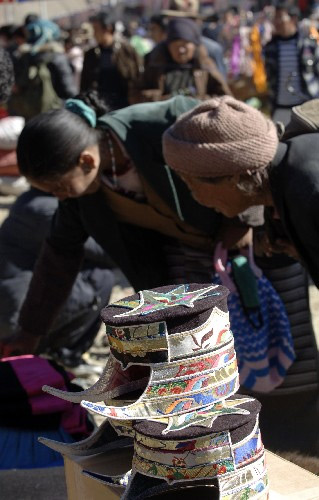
[{"xmin": 1, "ymin": 0, "xmax": 319, "ymax": 469}]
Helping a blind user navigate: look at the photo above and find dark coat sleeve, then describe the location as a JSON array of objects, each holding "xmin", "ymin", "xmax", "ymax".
[
  {"xmin": 18, "ymin": 199, "xmax": 89, "ymax": 336},
  {"xmin": 263, "ymin": 40, "xmax": 277, "ymax": 102},
  {"xmin": 141, "ymin": 43, "xmax": 168, "ymax": 90},
  {"xmin": 198, "ymin": 45, "xmax": 232, "ymax": 96},
  {"xmin": 80, "ymin": 48, "xmax": 98, "ymax": 93},
  {"xmin": 83, "ymin": 238, "xmax": 115, "ymax": 269},
  {"xmin": 48, "ymin": 53, "xmax": 77, "ymax": 98}
]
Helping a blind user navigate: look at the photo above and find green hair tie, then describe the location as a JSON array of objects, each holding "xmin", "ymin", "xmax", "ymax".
[{"xmin": 65, "ymin": 99, "xmax": 97, "ymax": 128}]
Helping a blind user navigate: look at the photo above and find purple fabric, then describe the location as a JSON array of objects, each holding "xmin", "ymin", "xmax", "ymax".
[
  {"xmin": 0, "ymin": 355, "xmax": 90, "ymax": 437},
  {"xmin": 230, "ymin": 35, "xmax": 241, "ymax": 77},
  {"xmin": 61, "ymin": 404, "xmax": 90, "ymax": 436},
  {"xmin": 3, "ymin": 355, "xmax": 69, "ymax": 397}
]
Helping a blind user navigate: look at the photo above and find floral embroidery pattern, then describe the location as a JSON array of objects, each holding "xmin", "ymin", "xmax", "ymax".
[
  {"xmin": 133, "ymin": 454, "xmax": 235, "ymax": 483},
  {"xmin": 218, "ymin": 454, "xmax": 267, "ymax": 495},
  {"xmin": 169, "ymin": 322, "xmax": 232, "ymax": 360},
  {"xmin": 146, "ymin": 358, "xmax": 238, "ymax": 399},
  {"xmin": 81, "ymin": 372, "xmax": 239, "ymax": 420}
]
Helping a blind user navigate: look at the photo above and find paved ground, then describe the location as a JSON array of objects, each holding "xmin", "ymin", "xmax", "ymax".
[{"xmin": 0, "ymin": 467, "xmax": 68, "ymax": 500}]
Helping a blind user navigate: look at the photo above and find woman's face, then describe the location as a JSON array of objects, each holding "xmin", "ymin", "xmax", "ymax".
[
  {"xmin": 181, "ymin": 174, "xmax": 254, "ymax": 217},
  {"xmin": 168, "ymin": 39, "xmax": 196, "ymax": 64},
  {"xmin": 28, "ymin": 147, "xmax": 101, "ymax": 201}
]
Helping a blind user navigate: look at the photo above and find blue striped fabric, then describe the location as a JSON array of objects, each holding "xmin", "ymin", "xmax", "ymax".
[
  {"xmin": 277, "ymin": 38, "xmax": 308, "ymax": 106},
  {"xmin": 214, "ymin": 275, "xmax": 295, "ymax": 392}
]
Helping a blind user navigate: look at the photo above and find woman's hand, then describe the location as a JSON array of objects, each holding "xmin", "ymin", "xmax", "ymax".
[{"xmin": 0, "ymin": 330, "xmax": 40, "ymax": 358}]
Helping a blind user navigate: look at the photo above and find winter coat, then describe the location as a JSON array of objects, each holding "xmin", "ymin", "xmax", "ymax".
[
  {"xmin": 80, "ymin": 40, "xmax": 141, "ymax": 108},
  {"xmin": 138, "ymin": 41, "xmax": 231, "ymax": 102},
  {"xmin": 269, "ymin": 133, "xmax": 319, "ymax": 287},
  {"xmin": 264, "ymin": 32, "xmax": 319, "ymax": 107},
  {"xmin": 8, "ymin": 42, "xmax": 76, "ymax": 119},
  {"xmin": 13, "ymin": 42, "xmax": 76, "ymax": 99}
]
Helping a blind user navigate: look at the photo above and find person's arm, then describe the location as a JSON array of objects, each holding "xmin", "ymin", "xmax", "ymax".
[
  {"xmin": 201, "ymin": 36, "xmax": 227, "ymax": 77},
  {"xmin": 83, "ymin": 237, "xmax": 116, "ymax": 269},
  {"xmin": 263, "ymin": 41, "xmax": 277, "ymax": 102},
  {"xmin": 313, "ymin": 39, "xmax": 319, "ymax": 79},
  {"xmin": 48, "ymin": 54, "xmax": 77, "ymax": 98},
  {"xmin": 203, "ymin": 51, "xmax": 232, "ymax": 96},
  {"xmin": 0, "ymin": 199, "xmax": 89, "ymax": 356}
]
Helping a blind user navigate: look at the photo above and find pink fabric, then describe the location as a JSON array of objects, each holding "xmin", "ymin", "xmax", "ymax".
[
  {"xmin": 0, "ymin": 355, "xmax": 90, "ymax": 435},
  {"xmin": 4, "ymin": 355, "xmax": 69, "ymax": 397},
  {"xmin": 61, "ymin": 404, "xmax": 90, "ymax": 436},
  {"xmin": 29, "ymin": 392, "xmax": 73, "ymax": 415}
]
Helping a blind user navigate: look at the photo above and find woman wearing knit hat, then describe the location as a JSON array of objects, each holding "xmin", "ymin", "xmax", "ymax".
[
  {"xmin": 164, "ymin": 94, "xmax": 319, "ymax": 456},
  {"xmin": 138, "ymin": 17, "xmax": 231, "ymax": 101},
  {"xmin": 163, "ymin": 94, "xmax": 319, "ymax": 283}
]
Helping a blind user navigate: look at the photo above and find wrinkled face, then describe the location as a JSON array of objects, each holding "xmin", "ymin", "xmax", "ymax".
[
  {"xmin": 273, "ymin": 9, "xmax": 296, "ymax": 38},
  {"xmin": 168, "ymin": 39, "xmax": 196, "ymax": 64},
  {"xmin": 180, "ymin": 174, "xmax": 254, "ymax": 217},
  {"xmin": 149, "ymin": 23, "xmax": 166, "ymax": 44}
]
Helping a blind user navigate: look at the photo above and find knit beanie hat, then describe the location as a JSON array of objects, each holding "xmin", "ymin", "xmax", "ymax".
[
  {"xmin": 163, "ymin": 96, "xmax": 279, "ymax": 178},
  {"xmin": 167, "ymin": 18, "xmax": 200, "ymax": 45}
]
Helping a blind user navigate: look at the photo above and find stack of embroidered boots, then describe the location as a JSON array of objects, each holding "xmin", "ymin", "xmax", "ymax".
[{"xmin": 41, "ymin": 284, "xmax": 269, "ymax": 499}]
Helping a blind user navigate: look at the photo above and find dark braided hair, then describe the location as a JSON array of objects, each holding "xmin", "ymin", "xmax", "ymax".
[{"xmin": 74, "ymin": 90, "xmax": 111, "ymax": 117}]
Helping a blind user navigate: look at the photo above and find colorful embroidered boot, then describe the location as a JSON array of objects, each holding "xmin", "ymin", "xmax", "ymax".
[
  {"xmin": 123, "ymin": 403, "xmax": 267, "ymax": 499},
  {"xmin": 40, "ymin": 284, "xmax": 268, "ymax": 498},
  {"xmin": 81, "ymin": 284, "xmax": 239, "ymax": 422}
]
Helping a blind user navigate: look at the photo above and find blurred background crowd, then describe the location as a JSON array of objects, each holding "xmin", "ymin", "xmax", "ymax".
[{"xmin": 1, "ymin": 0, "xmax": 319, "ymax": 194}]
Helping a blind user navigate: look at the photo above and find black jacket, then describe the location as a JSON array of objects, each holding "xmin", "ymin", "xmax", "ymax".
[
  {"xmin": 80, "ymin": 41, "xmax": 140, "ymax": 108},
  {"xmin": 269, "ymin": 134, "xmax": 319, "ymax": 287}
]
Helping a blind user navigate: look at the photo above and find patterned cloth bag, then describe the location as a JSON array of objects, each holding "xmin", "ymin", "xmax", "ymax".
[{"xmin": 213, "ymin": 244, "xmax": 295, "ymax": 392}]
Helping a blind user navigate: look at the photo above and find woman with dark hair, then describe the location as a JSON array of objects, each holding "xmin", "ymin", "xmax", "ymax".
[{"xmin": 1, "ymin": 92, "xmax": 253, "ymax": 356}]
